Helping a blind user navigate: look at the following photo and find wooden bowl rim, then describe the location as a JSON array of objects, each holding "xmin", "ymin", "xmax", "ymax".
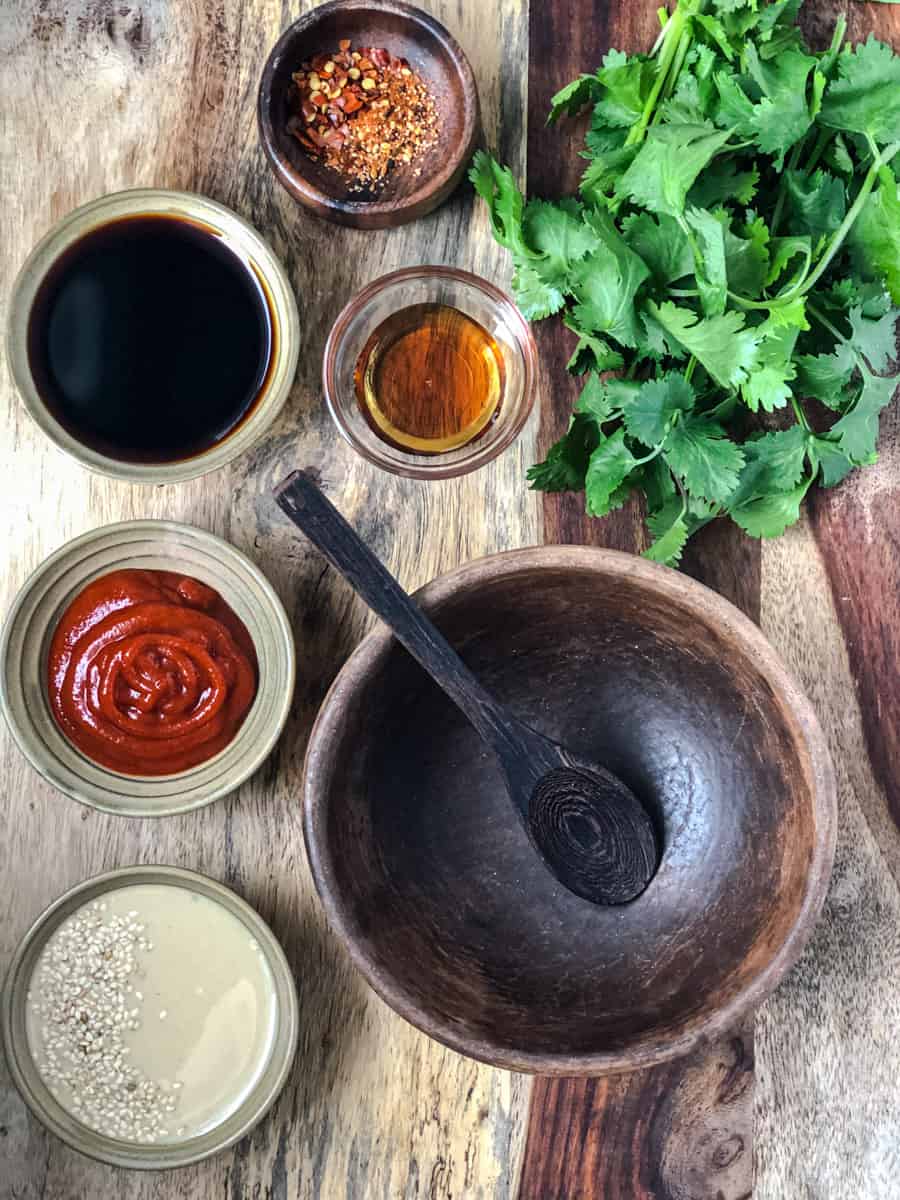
[
  {"xmin": 303, "ymin": 546, "xmax": 837, "ymax": 1075},
  {"xmin": 257, "ymin": 0, "xmax": 480, "ymax": 225}
]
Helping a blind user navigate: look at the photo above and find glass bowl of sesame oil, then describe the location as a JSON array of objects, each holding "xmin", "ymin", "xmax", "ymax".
[{"xmin": 323, "ymin": 266, "xmax": 537, "ymax": 479}]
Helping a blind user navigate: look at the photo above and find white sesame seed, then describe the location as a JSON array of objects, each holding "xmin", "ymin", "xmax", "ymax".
[{"xmin": 25, "ymin": 902, "xmax": 183, "ymax": 1144}]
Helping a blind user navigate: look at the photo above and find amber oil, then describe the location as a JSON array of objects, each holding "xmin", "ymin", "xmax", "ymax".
[{"xmin": 353, "ymin": 303, "xmax": 505, "ymax": 454}]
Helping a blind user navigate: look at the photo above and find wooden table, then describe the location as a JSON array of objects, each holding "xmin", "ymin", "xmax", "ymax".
[{"xmin": 2, "ymin": 2, "xmax": 899, "ymax": 1197}]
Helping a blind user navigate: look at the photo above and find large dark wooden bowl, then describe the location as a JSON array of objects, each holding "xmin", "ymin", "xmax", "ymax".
[
  {"xmin": 257, "ymin": 0, "xmax": 479, "ymax": 228},
  {"xmin": 303, "ymin": 548, "xmax": 836, "ymax": 1074}
]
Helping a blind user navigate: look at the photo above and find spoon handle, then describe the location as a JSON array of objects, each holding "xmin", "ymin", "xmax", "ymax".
[{"xmin": 275, "ymin": 471, "xmax": 516, "ymax": 752}]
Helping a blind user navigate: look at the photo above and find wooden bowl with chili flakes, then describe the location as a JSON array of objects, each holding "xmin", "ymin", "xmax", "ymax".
[{"xmin": 257, "ymin": 0, "xmax": 479, "ymax": 229}]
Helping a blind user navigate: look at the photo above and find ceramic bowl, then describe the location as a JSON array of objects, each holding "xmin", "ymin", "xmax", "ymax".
[
  {"xmin": 258, "ymin": 0, "xmax": 479, "ymax": 228},
  {"xmin": 6, "ymin": 189, "xmax": 300, "ymax": 483},
  {"xmin": 1, "ymin": 865, "xmax": 299, "ymax": 1169},
  {"xmin": 0, "ymin": 521, "xmax": 295, "ymax": 817},
  {"xmin": 303, "ymin": 547, "xmax": 837, "ymax": 1075},
  {"xmin": 323, "ymin": 266, "xmax": 537, "ymax": 478}
]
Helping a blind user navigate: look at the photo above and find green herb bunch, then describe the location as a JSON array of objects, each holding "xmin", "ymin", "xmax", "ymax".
[{"xmin": 471, "ymin": 0, "xmax": 900, "ymax": 564}]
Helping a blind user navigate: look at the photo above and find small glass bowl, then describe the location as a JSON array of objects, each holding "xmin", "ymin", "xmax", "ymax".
[{"xmin": 322, "ymin": 266, "xmax": 537, "ymax": 479}]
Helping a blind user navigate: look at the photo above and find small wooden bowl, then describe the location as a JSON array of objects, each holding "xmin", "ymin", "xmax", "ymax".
[
  {"xmin": 304, "ymin": 548, "xmax": 837, "ymax": 1075},
  {"xmin": 257, "ymin": 0, "xmax": 479, "ymax": 228}
]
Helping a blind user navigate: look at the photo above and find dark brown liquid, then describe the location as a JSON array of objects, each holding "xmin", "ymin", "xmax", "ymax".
[
  {"xmin": 27, "ymin": 215, "xmax": 273, "ymax": 463},
  {"xmin": 353, "ymin": 303, "xmax": 505, "ymax": 455}
]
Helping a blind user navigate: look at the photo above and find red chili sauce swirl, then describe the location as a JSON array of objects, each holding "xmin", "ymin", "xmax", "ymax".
[{"xmin": 48, "ymin": 570, "xmax": 258, "ymax": 776}]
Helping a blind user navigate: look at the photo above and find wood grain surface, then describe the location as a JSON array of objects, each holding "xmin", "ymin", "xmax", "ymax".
[
  {"xmin": 522, "ymin": 2, "xmax": 900, "ymax": 1200},
  {"xmin": 4, "ymin": 0, "xmax": 900, "ymax": 1198},
  {"xmin": 0, "ymin": 2, "xmax": 536, "ymax": 1197}
]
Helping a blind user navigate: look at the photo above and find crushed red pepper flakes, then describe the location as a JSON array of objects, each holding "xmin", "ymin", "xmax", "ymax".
[{"xmin": 286, "ymin": 43, "xmax": 439, "ymax": 193}]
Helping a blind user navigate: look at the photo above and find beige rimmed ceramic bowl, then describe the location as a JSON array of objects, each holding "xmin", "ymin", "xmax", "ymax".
[
  {"xmin": 0, "ymin": 520, "xmax": 295, "ymax": 816},
  {"xmin": 2, "ymin": 865, "xmax": 299, "ymax": 1170},
  {"xmin": 6, "ymin": 189, "xmax": 300, "ymax": 483}
]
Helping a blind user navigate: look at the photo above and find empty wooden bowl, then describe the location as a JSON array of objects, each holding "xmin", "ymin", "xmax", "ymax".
[
  {"xmin": 303, "ymin": 547, "xmax": 836, "ymax": 1074},
  {"xmin": 257, "ymin": 0, "xmax": 479, "ymax": 228}
]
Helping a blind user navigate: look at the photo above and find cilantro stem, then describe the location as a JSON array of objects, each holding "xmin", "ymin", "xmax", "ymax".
[
  {"xmin": 771, "ymin": 142, "xmax": 804, "ymax": 237},
  {"xmin": 808, "ymin": 299, "xmax": 879, "ymax": 380},
  {"xmin": 633, "ymin": 446, "xmax": 665, "ymax": 466},
  {"xmin": 791, "ymin": 395, "xmax": 811, "ymax": 433},
  {"xmin": 802, "ymin": 127, "xmax": 833, "ymax": 177},
  {"xmin": 806, "ymin": 301, "xmax": 844, "ymax": 345},
  {"xmin": 795, "ymin": 140, "xmax": 900, "ymax": 298},
  {"xmin": 684, "ymin": 355, "xmax": 697, "ymax": 384},
  {"xmin": 727, "ymin": 140, "xmax": 900, "ymax": 313},
  {"xmin": 627, "ymin": 3, "xmax": 689, "ymax": 145}
]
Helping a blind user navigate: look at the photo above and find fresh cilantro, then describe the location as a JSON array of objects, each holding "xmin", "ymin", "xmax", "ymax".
[
  {"xmin": 820, "ymin": 36, "xmax": 900, "ymax": 145},
  {"xmin": 471, "ymin": 3, "xmax": 900, "ymax": 564},
  {"xmin": 527, "ymin": 414, "xmax": 599, "ymax": 492},
  {"xmin": 689, "ymin": 159, "xmax": 760, "ymax": 208},
  {"xmin": 585, "ymin": 430, "xmax": 639, "ymax": 516},
  {"xmin": 622, "ymin": 212, "xmax": 694, "ymax": 284},
  {"xmin": 849, "ymin": 167, "xmax": 900, "ymax": 303},
  {"xmin": 622, "ymin": 372, "xmax": 696, "ymax": 445},
  {"xmin": 663, "ymin": 415, "xmax": 745, "ymax": 502},
  {"xmin": 647, "ymin": 302, "xmax": 759, "ymax": 389},
  {"xmin": 617, "ymin": 125, "xmax": 733, "ymax": 216},
  {"xmin": 783, "ymin": 169, "xmax": 847, "ymax": 244},
  {"xmin": 644, "ymin": 499, "xmax": 691, "ymax": 565},
  {"xmin": 686, "ymin": 206, "xmax": 729, "ymax": 315}
]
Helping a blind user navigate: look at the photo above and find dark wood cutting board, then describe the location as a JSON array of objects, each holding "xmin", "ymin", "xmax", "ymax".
[{"xmin": 519, "ymin": 1, "xmax": 900, "ymax": 1197}]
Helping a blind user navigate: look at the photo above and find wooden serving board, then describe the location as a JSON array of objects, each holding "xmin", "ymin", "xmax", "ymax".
[{"xmin": 1, "ymin": 1, "xmax": 899, "ymax": 1198}]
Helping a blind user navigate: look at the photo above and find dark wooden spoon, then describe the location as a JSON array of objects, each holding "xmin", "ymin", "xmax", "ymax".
[{"xmin": 276, "ymin": 470, "xmax": 660, "ymax": 905}]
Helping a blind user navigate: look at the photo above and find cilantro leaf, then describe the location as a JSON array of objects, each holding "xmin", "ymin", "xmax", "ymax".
[
  {"xmin": 723, "ymin": 213, "xmax": 771, "ymax": 296},
  {"xmin": 783, "ymin": 169, "xmax": 847, "ymax": 244},
  {"xmin": 767, "ymin": 236, "xmax": 811, "ymax": 287},
  {"xmin": 617, "ymin": 124, "xmax": 732, "ymax": 216},
  {"xmin": 593, "ymin": 52, "xmax": 655, "ymax": 128},
  {"xmin": 644, "ymin": 499, "xmax": 691, "ymax": 565},
  {"xmin": 510, "ymin": 264, "xmax": 566, "ymax": 320},
  {"xmin": 585, "ymin": 430, "xmax": 639, "ymax": 516},
  {"xmin": 730, "ymin": 481, "xmax": 810, "ymax": 537},
  {"xmin": 795, "ymin": 342, "xmax": 857, "ymax": 407},
  {"xmin": 549, "ymin": 74, "xmax": 601, "ymax": 123},
  {"xmin": 742, "ymin": 45, "xmax": 818, "ymax": 167},
  {"xmin": 569, "ymin": 217, "xmax": 651, "ymax": 347},
  {"xmin": 469, "ymin": 153, "xmax": 533, "ymax": 261},
  {"xmin": 686, "ymin": 206, "xmax": 728, "ymax": 316},
  {"xmin": 664, "ymin": 415, "xmax": 745, "ymax": 502},
  {"xmin": 522, "ymin": 198, "xmax": 596, "ymax": 279},
  {"xmin": 688, "ymin": 159, "xmax": 760, "ymax": 208},
  {"xmin": 830, "ymin": 369, "xmax": 898, "ymax": 461},
  {"xmin": 847, "ymin": 304, "xmax": 900, "ymax": 372},
  {"xmin": 808, "ymin": 437, "xmax": 857, "ymax": 487},
  {"xmin": 648, "ymin": 301, "xmax": 759, "ymax": 389},
  {"xmin": 714, "ymin": 46, "xmax": 817, "ymax": 167},
  {"xmin": 622, "ymin": 212, "xmax": 694, "ymax": 284},
  {"xmin": 743, "ymin": 425, "xmax": 810, "ymax": 488},
  {"xmin": 527, "ymin": 413, "xmax": 598, "ymax": 492},
  {"xmin": 820, "ymin": 36, "xmax": 900, "ymax": 145},
  {"xmin": 564, "ymin": 324, "xmax": 626, "ymax": 375},
  {"xmin": 849, "ymin": 166, "xmax": 900, "ymax": 304},
  {"xmin": 622, "ymin": 372, "xmax": 695, "ymax": 446},
  {"xmin": 575, "ymin": 375, "xmax": 638, "ymax": 422}
]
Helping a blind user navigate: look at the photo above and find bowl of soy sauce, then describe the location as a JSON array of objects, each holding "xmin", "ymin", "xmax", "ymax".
[{"xmin": 7, "ymin": 190, "xmax": 300, "ymax": 483}]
